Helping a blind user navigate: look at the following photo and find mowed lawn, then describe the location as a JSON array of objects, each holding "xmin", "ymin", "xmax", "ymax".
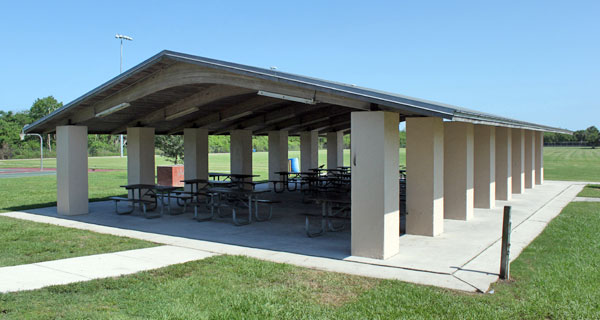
[
  {"xmin": 544, "ymin": 147, "xmax": 600, "ymax": 181},
  {"xmin": 0, "ymin": 201, "xmax": 598, "ymax": 318},
  {"xmin": 0, "ymin": 216, "xmax": 156, "ymax": 267}
]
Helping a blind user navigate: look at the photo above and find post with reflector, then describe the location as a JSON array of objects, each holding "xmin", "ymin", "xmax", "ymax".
[{"xmin": 500, "ymin": 206, "xmax": 512, "ymax": 280}]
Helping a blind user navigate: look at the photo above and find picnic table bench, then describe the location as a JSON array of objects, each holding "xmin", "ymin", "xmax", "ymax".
[{"xmin": 304, "ymin": 193, "xmax": 351, "ymax": 237}]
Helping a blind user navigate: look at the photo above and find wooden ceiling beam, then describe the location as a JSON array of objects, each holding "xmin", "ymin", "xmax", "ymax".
[
  {"xmin": 167, "ymin": 96, "xmax": 283, "ymax": 135},
  {"xmin": 290, "ymin": 113, "xmax": 350, "ymax": 133},
  {"xmin": 211, "ymin": 102, "xmax": 319, "ymax": 134},
  {"xmin": 254, "ymin": 105, "xmax": 348, "ymax": 134},
  {"xmin": 109, "ymin": 85, "xmax": 252, "ymax": 134}
]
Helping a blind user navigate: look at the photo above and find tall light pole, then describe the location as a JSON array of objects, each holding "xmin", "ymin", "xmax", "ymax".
[
  {"xmin": 115, "ymin": 34, "xmax": 133, "ymax": 157},
  {"xmin": 20, "ymin": 126, "xmax": 43, "ymax": 171}
]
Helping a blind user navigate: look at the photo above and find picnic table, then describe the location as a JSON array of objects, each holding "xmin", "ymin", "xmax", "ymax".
[
  {"xmin": 112, "ymin": 184, "xmax": 186, "ymax": 218},
  {"xmin": 209, "ymin": 172, "xmax": 259, "ymax": 181},
  {"xmin": 305, "ymin": 193, "xmax": 351, "ymax": 237},
  {"xmin": 337, "ymin": 166, "xmax": 351, "ymax": 172},
  {"xmin": 272, "ymin": 171, "xmax": 304, "ymax": 192},
  {"xmin": 202, "ymin": 186, "xmax": 272, "ymax": 225}
]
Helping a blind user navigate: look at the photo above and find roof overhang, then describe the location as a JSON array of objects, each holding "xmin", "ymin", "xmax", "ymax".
[{"xmin": 24, "ymin": 50, "xmax": 571, "ymax": 135}]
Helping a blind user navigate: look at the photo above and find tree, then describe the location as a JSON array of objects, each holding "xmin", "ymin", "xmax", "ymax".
[
  {"xmin": 29, "ymin": 96, "xmax": 62, "ymax": 151},
  {"xmin": 155, "ymin": 135, "xmax": 184, "ymax": 164},
  {"xmin": 585, "ymin": 126, "xmax": 600, "ymax": 148}
]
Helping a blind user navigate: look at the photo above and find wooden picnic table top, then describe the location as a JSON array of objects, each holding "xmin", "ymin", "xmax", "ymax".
[
  {"xmin": 119, "ymin": 183, "xmax": 157, "ymax": 190},
  {"xmin": 275, "ymin": 171, "xmax": 302, "ymax": 175},
  {"xmin": 120, "ymin": 184, "xmax": 179, "ymax": 191},
  {"xmin": 181, "ymin": 178, "xmax": 209, "ymax": 184},
  {"xmin": 208, "ymin": 172, "xmax": 231, "ymax": 177},
  {"xmin": 208, "ymin": 186, "xmax": 269, "ymax": 195},
  {"xmin": 209, "ymin": 172, "xmax": 259, "ymax": 179}
]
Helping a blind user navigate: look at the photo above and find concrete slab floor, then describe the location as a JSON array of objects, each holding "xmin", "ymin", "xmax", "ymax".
[{"xmin": 0, "ymin": 180, "xmax": 586, "ymax": 293}]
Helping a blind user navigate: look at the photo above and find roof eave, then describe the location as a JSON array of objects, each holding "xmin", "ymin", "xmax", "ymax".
[{"xmin": 452, "ymin": 111, "xmax": 572, "ymax": 134}]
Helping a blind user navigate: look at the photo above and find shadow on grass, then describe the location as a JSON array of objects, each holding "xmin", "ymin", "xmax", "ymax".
[{"xmin": 1, "ymin": 195, "xmax": 128, "ymax": 212}]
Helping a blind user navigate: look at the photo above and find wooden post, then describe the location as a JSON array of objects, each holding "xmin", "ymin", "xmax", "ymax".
[{"xmin": 500, "ymin": 206, "xmax": 512, "ymax": 279}]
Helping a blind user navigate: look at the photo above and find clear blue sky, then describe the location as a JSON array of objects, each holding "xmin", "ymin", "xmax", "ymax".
[{"xmin": 0, "ymin": 0, "xmax": 598, "ymax": 130}]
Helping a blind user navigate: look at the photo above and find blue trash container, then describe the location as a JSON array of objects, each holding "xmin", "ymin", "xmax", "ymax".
[{"xmin": 288, "ymin": 158, "xmax": 300, "ymax": 173}]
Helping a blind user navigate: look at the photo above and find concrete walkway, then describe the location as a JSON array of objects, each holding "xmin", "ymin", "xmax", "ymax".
[
  {"xmin": 0, "ymin": 246, "xmax": 215, "ymax": 293},
  {"xmin": 0, "ymin": 180, "xmax": 586, "ymax": 293},
  {"xmin": 573, "ymin": 197, "xmax": 600, "ymax": 202}
]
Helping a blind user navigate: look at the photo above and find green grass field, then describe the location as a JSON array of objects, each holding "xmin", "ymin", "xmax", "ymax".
[
  {"xmin": 1, "ymin": 202, "xmax": 598, "ymax": 318},
  {"xmin": 543, "ymin": 147, "xmax": 600, "ymax": 181},
  {"xmin": 0, "ymin": 216, "xmax": 156, "ymax": 267},
  {"xmin": 578, "ymin": 185, "xmax": 600, "ymax": 198}
]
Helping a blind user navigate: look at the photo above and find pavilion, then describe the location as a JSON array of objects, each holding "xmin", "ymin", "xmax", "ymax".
[{"xmin": 24, "ymin": 50, "xmax": 570, "ymax": 260}]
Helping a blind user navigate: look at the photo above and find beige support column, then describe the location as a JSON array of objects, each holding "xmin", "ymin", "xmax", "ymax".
[
  {"xmin": 495, "ymin": 127, "xmax": 512, "ymax": 200},
  {"xmin": 474, "ymin": 125, "xmax": 495, "ymax": 209},
  {"xmin": 443, "ymin": 122, "xmax": 474, "ymax": 220},
  {"xmin": 268, "ymin": 131, "xmax": 288, "ymax": 181},
  {"xmin": 300, "ymin": 130, "xmax": 318, "ymax": 171},
  {"xmin": 184, "ymin": 128, "xmax": 208, "ymax": 191},
  {"xmin": 535, "ymin": 131, "xmax": 544, "ymax": 185},
  {"xmin": 56, "ymin": 126, "xmax": 88, "ymax": 215},
  {"xmin": 351, "ymin": 111, "xmax": 399, "ymax": 259},
  {"xmin": 127, "ymin": 127, "xmax": 155, "ymax": 189},
  {"xmin": 512, "ymin": 128, "xmax": 525, "ymax": 194},
  {"xmin": 524, "ymin": 130, "xmax": 535, "ymax": 189},
  {"xmin": 406, "ymin": 117, "xmax": 444, "ymax": 236},
  {"xmin": 230, "ymin": 130, "xmax": 252, "ymax": 176},
  {"xmin": 327, "ymin": 131, "xmax": 344, "ymax": 169}
]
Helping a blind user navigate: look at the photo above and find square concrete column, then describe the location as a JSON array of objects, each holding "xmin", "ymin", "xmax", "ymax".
[
  {"xmin": 184, "ymin": 128, "xmax": 208, "ymax": 191},
  {"xmin": 495, "ymin": 127, "xmax": 512, "ymax": 201},
  {"xmin": 268, "ymin": 130, "xmax": 288, "ymax": 181},
  {"xmin": 127, "ymin": 127, "xmax": 155, "ymax": 199},
  {"xmin": 512, "ymin": 128, "xmax": 525, "ymax": 194},
  {"xmin": 300, "ymin": 130, "xmax": 318, "ymax": 171},
  {"xmin": 524, "ymin": 130, "xmax": 536, "ymax": 189},
  {"xmin": 474, "ymin": 125, "xmax": 495, "ymax": 209},
  {"xmin": 327, "ymin": 131, "xmax": 344, "ymax": 169},
  {"xmin": 56, "ymin": 126, "xmax": 88, "ymax": 215},
  {"xmin": 230, "ymin": 130, "xmax": 252, "ymax": 176},
  {"xmin": 406, "ymin": 117, "xmax": 444, "ymax": 236},
  {"xmin": 535, "ymin": 131, "xmax": 544, "ymax": 185},
  {"xmin": 443, "ymin": 122, "xmax": 474, "ymax": 220},
  {"xmin": 351, "ymin": 111, "xmax": 399, "ymax": 259}
]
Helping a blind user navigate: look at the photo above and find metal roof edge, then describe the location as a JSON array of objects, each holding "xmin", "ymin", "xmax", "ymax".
[
  {"xmin": 452, "ymin": 110, "xmax": 572, "ymax": 134},
  {"xmin": 24, "ymin": 50, "xmax": 170, "ymax": 133}
]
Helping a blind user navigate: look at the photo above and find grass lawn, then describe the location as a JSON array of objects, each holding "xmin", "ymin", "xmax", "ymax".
[
  {"xmin": 0, "ymin": 201, "xmax": 598, "ymax": 318},
  {"xmin": 0, "ymin": 215, "xmax": 156, "ymax": 267},
  {"xmin": 577, "ymin": 184, "xmax": 600, "ymax": 198},
  {"xmin": 543, "ymin": 147, "xmax": 600, "ymax": 181}
]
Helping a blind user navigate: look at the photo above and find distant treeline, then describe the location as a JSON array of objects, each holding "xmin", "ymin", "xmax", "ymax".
[
  {"xmin": 544, "ymin": 126, "xmax": 599, "ymax": 147},
  {"xmin": 0, "ymin": 96, "xmax": 125, "ymax": 159}
]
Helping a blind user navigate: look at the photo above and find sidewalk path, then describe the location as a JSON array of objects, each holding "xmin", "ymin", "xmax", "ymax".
[
  {"xmin": 0, "ymin": 246, "xmax": 216, "ymax": 293},
  {"xmin": 573, "ymin": 197, "xmax": 600, "ymax": 202}
]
